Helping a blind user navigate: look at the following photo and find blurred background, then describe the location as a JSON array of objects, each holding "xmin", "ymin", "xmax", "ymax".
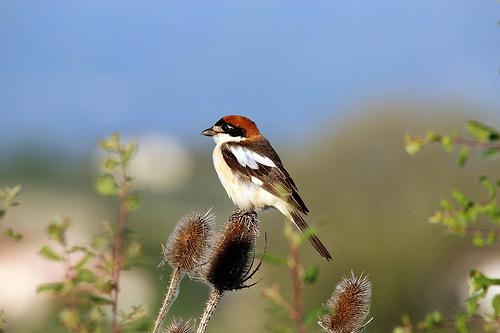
[{"xmin": 0, "ymin": 1, "xmax": 499, "ymax": 332}]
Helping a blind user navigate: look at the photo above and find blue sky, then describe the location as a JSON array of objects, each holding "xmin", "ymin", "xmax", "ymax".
[{"xmin": 1, "ymin": 1, "xmax": 498, "ymax": 152}]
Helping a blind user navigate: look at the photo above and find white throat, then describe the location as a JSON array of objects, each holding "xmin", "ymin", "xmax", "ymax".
[{"xmin": 213, "ymin": 133, "xmax": 245, "ymax": 146}]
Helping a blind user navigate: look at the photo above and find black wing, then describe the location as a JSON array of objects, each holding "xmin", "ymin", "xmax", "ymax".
[{"xmin": 221, "ymin": 141, "xmax": 308, "ymax": 214}]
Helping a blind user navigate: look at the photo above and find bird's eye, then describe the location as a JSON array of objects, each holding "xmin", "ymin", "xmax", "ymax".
[{"xmin": 222, "ymin": 124, "xmax": 233, "ymax": 132}]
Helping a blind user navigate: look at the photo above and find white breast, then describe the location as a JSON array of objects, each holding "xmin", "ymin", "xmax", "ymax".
[{"xmin": 212, "ymin": 144, "xmax": 285, "ymax": 213}]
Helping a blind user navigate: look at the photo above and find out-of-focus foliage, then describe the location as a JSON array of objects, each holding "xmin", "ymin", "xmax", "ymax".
[
  {"xmin": 37, "ymin": 134, "xmax": 149, "ymax": 333},
  {"xmin": 396, "ymin": 121, "xmax": 500, "ymax": 332},
  {"xmin": 0, "ymin": 185, "xmax": 22, "ymax": 241},
  {"xmin": 0, "ymin": 184, "xmax": 22, "ymax": 332}
]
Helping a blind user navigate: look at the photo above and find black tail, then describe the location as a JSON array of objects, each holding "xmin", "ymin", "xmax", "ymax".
[{"xmin": 290, "ymin": 210, "xmax": 332, "ymax": 261}]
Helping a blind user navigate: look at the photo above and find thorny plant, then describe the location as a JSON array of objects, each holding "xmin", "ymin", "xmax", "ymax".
[
  {"xmin": 151, "ymin": 209, "xmax": 265, "ymax": 333},
  {"xmin": 195, "ymin": 210, "xmax": 263, "ymax": 333},
  {"xmin": 152, "ymin": 211, "xmax": 215, "ymax": 333},
  {"xmin": 155, "ymin": 210, "xmax": 373, "ymax": 333},
  {"xmin": 319, "ymin": 272, "xmax": 373, "ymax": 333},
  {"xmin": 261, "ymin": 221, "xmax": 373, "ymax": 333},
  {"xmin": 30, "ymin": 132, "xmax": 373, "ymax": 333}
]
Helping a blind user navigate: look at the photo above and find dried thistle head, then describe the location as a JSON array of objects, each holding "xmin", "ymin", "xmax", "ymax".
[
  {"xmin": 163, "ymin": 210, "xmax": 215, "ymax": 272},
  {"xmin": 319, "ymin": 271, "xmax": 372, "ymax": 333},
  {"xmin": 202, "ymin": 209, "xmax": 261, "ymax": 292},
  {"xmin": 163, "ymin": 318, "xmax": 194, "ymax": 333}
]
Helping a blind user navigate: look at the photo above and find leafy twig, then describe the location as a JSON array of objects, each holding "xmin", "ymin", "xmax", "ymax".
[
  {"xmin": 401, "ymin": 120, "xmax": 500, "ymax": 332},
  {"xmin": 96, "ymin": 134, "xmax": 140, "ymax": 333},
  {"xmin": 0, "ymin": 185, "xmax": 22, "ymax": 241}
]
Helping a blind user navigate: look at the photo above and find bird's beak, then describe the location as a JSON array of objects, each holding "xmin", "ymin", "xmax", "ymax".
[{"xmin": 201, "ymin": 127, "xmax": 217, "ymax": 136}]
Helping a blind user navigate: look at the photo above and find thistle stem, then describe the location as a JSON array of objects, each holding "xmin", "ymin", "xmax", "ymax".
[
  {"xmin": 288, "ymin": 231, "xmax": 306, "ymax": 333},
  {"xmin": 60, "ymin": 221, "xmax": 79, "ymax": 333},
  {"xmin": 152, "ymin": 266, "xmax": 184, "ymax": 333},
  {"xmin": 197, "ymin": 289, "xmax": 223, "ymax": 333}
]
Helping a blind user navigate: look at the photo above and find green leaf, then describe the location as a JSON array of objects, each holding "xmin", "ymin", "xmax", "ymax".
[
  {"xmin": 98, "ymin": 133, "xmax": 120, "ymax": 152},
  {"xmin": 441, "ymin": 135, "xmax": 453, "ymax": 152},
  {"xmin": 458, "ymin": 146, "xmax": 469, "ymax": 168},
  {"xmin": 47, "ymin": 218, "xmax": 71, "ymax": 242},
  {"xmin": 493, "ymin": 294, "xmax": 500, "ymax": 316},
  {"xmin": 125, "ymin": 239, "xmax": 143, "ymax": 259},
  {"xmin": 486, "ymin": 230, "xmax": 497, "ymax": 246},
  {"xmin": 8, "ymin": 184, "xmax": 22, "ymax": 197},
  {"xmin": 1, "ymin": 228, "xmax": 23, "ymax": 241},
  {"xmin": 428, "ymin": 211, "xmax": 443, "ymax": 224},
  {"xmin": 302, "ymin": 264, "xmax": 319, "ymax": 283},
  {"xmin": 480, "ymin": 176, "xmax": 497, "ymax": 199},
  {"xmin": 469, "ymin": 269, "xmax": 500, "ymax": 290},
  {"xmin": 303, "ymin": 307, "xmax": 327, "ymax": 326},
  {"xmin": 125, "ymin": 191, "xmax": 142, "ymax": 212},
  {"xmin": 472, "ymin": 233, "xmax": 485, "ymax": 248},
  {"xmin": 452, "ymin": 190, "xmax": 471, "ymax": 208},
  {"xmin": 0, "ymin": 185, "xmax": 22, "ymax": 220},
  {"xmin": 37, "ymin": 282, "xmax": 65, "ymax": 294},
  {"xmin": 427, "ymin": 131, "xmax": 441, "ymax": 142},
  {"xmin": 95, "ymin": 278, "xmax": 114, "ymax": 293},
  {"xmin": 104, "ymin": 158, "xmax": 121, "ymax": 170},
  {"xmin": 405, "ymin": 134, "xmax": 426, "ymax": 155},
  {"xmin": 481, "ymin": 149, "xmax": 500, "ymax": 160},
  {"xmin": 70, "ymin": 245, "xmax": 89, "ymax": 253},
  {"xmin": 79, "ymin": 293, "xmax": 113, "ymax": 305},
  {"xmin": 0, "ymin": 184, "xmax": 22, "ymax": 202},
  {"xmin": 0, "ymin": 311, "xmax": 5, "ymax": 331},
  {"xmin": 464, "ymin": 293, "xmax": 480, "ymax": 314},
  {"xmin": 401, "ymin": 313, "xmax": 411, "ymax": 327},
  {"xmin": 48, "ymin": 222, "xmax": 64, "ymax": 242},
  {"xmin": 261, "ymin": 253, "xmax": 288, "ymax": 266},
  {"xmin": 95, "ymin": 173, "xmax": 118, "ymax": 196},
  {"xmin": 440, "ymin": 198, "xmax": 454, "ymax": 210},
  {"xmin": 58, "ymin": 308, "xmax": 79, "ymax": 330},
  {"xmin": 454, "ymin": 312, "xmax": 469, "ymax": 333},
  {"xmin": 424, "ymin": 310, "xmax": 443, "ymax": 329},
  {"xmin": 431, "ymin": 310, "xmax": 443, "ymax": 323},
  {"xmin": 75, "ymin": 269, "xmax": 96, "ymax": 284},
  {"xmin": 39, "ymin": 245, "xmax": 62, "ymax": 261},
  {"xmin": 74, "ymin": 252, "xmax": 93, "ymax": 270},
  {"xmin": 121, "ymin": 142, "xmax": 138, "ymax": 164},
  {"xmin": 465, "ymin": 121, "xmax": 499, "ymax": 143}
]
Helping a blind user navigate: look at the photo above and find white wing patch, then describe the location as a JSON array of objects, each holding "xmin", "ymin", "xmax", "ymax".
[
  {"xmin": 251, "ymin": 176, "xmax": 263, "ymax": 185},
  {"xmin": 230, "ymin": 146, "xmax": 276, "ymax": 169}
]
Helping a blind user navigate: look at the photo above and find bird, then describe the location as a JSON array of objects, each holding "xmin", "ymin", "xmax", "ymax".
[{"xmin": 202, "ymin": 115, "xmax": 332, "ymax": 261}]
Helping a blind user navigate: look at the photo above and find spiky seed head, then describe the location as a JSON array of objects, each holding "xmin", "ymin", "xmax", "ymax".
[
  {"xmin": 203, "ymin": 209, "xmax": 260, "ymax": 292},
  {"xmin": 163, "ymin": 318, "xmax": 194, "ymax": 333},
  {"xmin": 319, "ymin": 271, "xmax": 372, "ymax": 333},
  {"xmin": 163, "ymin": 211, "xmax": 215, "ymax": 272}
]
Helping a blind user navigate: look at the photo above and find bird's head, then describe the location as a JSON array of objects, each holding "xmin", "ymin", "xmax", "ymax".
[{"xmin": 202, "ymin": 115, "xmax": 260, "ymax": 144}]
